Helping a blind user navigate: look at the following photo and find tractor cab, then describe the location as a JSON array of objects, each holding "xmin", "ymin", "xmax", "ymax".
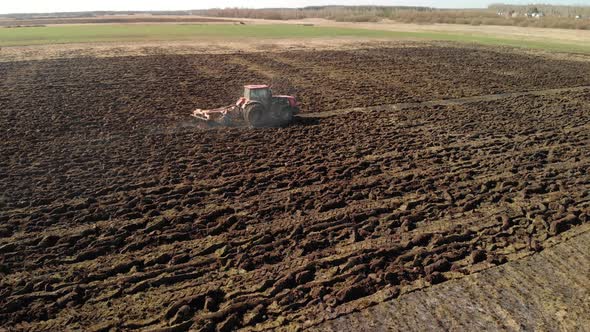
[{"xmin": 244, "ymin": 85, "xmax": 271, "ymax": 104}]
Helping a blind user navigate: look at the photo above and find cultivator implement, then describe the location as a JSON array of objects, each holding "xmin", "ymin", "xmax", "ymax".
[{"xmin": 192, "ymin": 105, "xmax": 240, "ymax": 126}]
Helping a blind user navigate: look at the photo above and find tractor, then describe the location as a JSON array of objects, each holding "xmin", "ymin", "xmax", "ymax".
[{"xmin": 192, "ymin": 85, "xmax": 299, "ymax": 128}]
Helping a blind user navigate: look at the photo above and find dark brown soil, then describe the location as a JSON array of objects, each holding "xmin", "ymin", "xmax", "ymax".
[{"xmin": 0, "ymin": 46, "xmax": 589, "ymax": 331}]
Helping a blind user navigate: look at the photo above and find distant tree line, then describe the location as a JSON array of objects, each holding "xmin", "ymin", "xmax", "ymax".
[
  {"xmin": 194, "ymin": 5, "xmax": 590, "ymax": 29},
  {"xmin": 1, "ymin": 4, "xmax": 588, "ymax": 30},
  {"xmin": 192, "ymin": 6, "xmax": 438, "ymax": 22}
]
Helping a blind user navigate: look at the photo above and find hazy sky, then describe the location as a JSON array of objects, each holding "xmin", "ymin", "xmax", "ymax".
[{"xmin": 1, "ymin": 0, "xmax": 588, "ymax": 14}]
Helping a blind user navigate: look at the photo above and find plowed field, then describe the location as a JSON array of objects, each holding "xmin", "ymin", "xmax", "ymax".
[{"xmin": 1, "ymin": 46, "xmax": 589, "ymax": 331}]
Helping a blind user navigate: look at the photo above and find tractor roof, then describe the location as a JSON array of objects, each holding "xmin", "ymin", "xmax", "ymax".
[{"xmin": 244, "ymin": 84, "xmax": 269, "ymax": 89}]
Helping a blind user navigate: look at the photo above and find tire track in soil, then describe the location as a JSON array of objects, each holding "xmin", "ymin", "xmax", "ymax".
[{"xmin": 302, "ymin": 85, "xmax": 590, "ymax": 119}]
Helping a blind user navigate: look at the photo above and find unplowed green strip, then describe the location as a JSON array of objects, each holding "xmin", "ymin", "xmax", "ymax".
[{"xmin": 0, "ymin": 24, "xmax": 588, "ymax": 54}]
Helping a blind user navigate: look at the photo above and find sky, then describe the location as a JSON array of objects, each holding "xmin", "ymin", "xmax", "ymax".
[{"xmin": 0, "ymin": 0, "xmax": 588, "ymax": 15}]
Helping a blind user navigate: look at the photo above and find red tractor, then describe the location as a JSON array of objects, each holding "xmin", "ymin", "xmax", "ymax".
[{"xmin": 192, "ymin": 85, "xmax": 300, "ymax": 128}]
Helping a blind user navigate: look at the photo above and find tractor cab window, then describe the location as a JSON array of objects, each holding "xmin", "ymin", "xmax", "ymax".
[{"xmin": 247, "ymin": 88, "xmax": 271, "ymax": 102}]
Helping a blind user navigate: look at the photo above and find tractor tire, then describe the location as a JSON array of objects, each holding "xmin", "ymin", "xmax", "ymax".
[{"xmin": 244, "ymin": 103, "xmax": 266, "ymax": 128}]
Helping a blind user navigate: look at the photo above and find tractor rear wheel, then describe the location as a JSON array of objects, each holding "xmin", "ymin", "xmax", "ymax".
[
  {"xmin": 277, "ymin": 106, "xmax": 294, "ymax": 127},
  {"xmin": 244, "ymin": 103, "xmax": 265, "ymax": 128}
]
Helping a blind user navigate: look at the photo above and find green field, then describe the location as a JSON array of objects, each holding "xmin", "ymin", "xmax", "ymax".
[{"xmin": 1, "ymin": 24, "xmax": 588, "ymax": 54}]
